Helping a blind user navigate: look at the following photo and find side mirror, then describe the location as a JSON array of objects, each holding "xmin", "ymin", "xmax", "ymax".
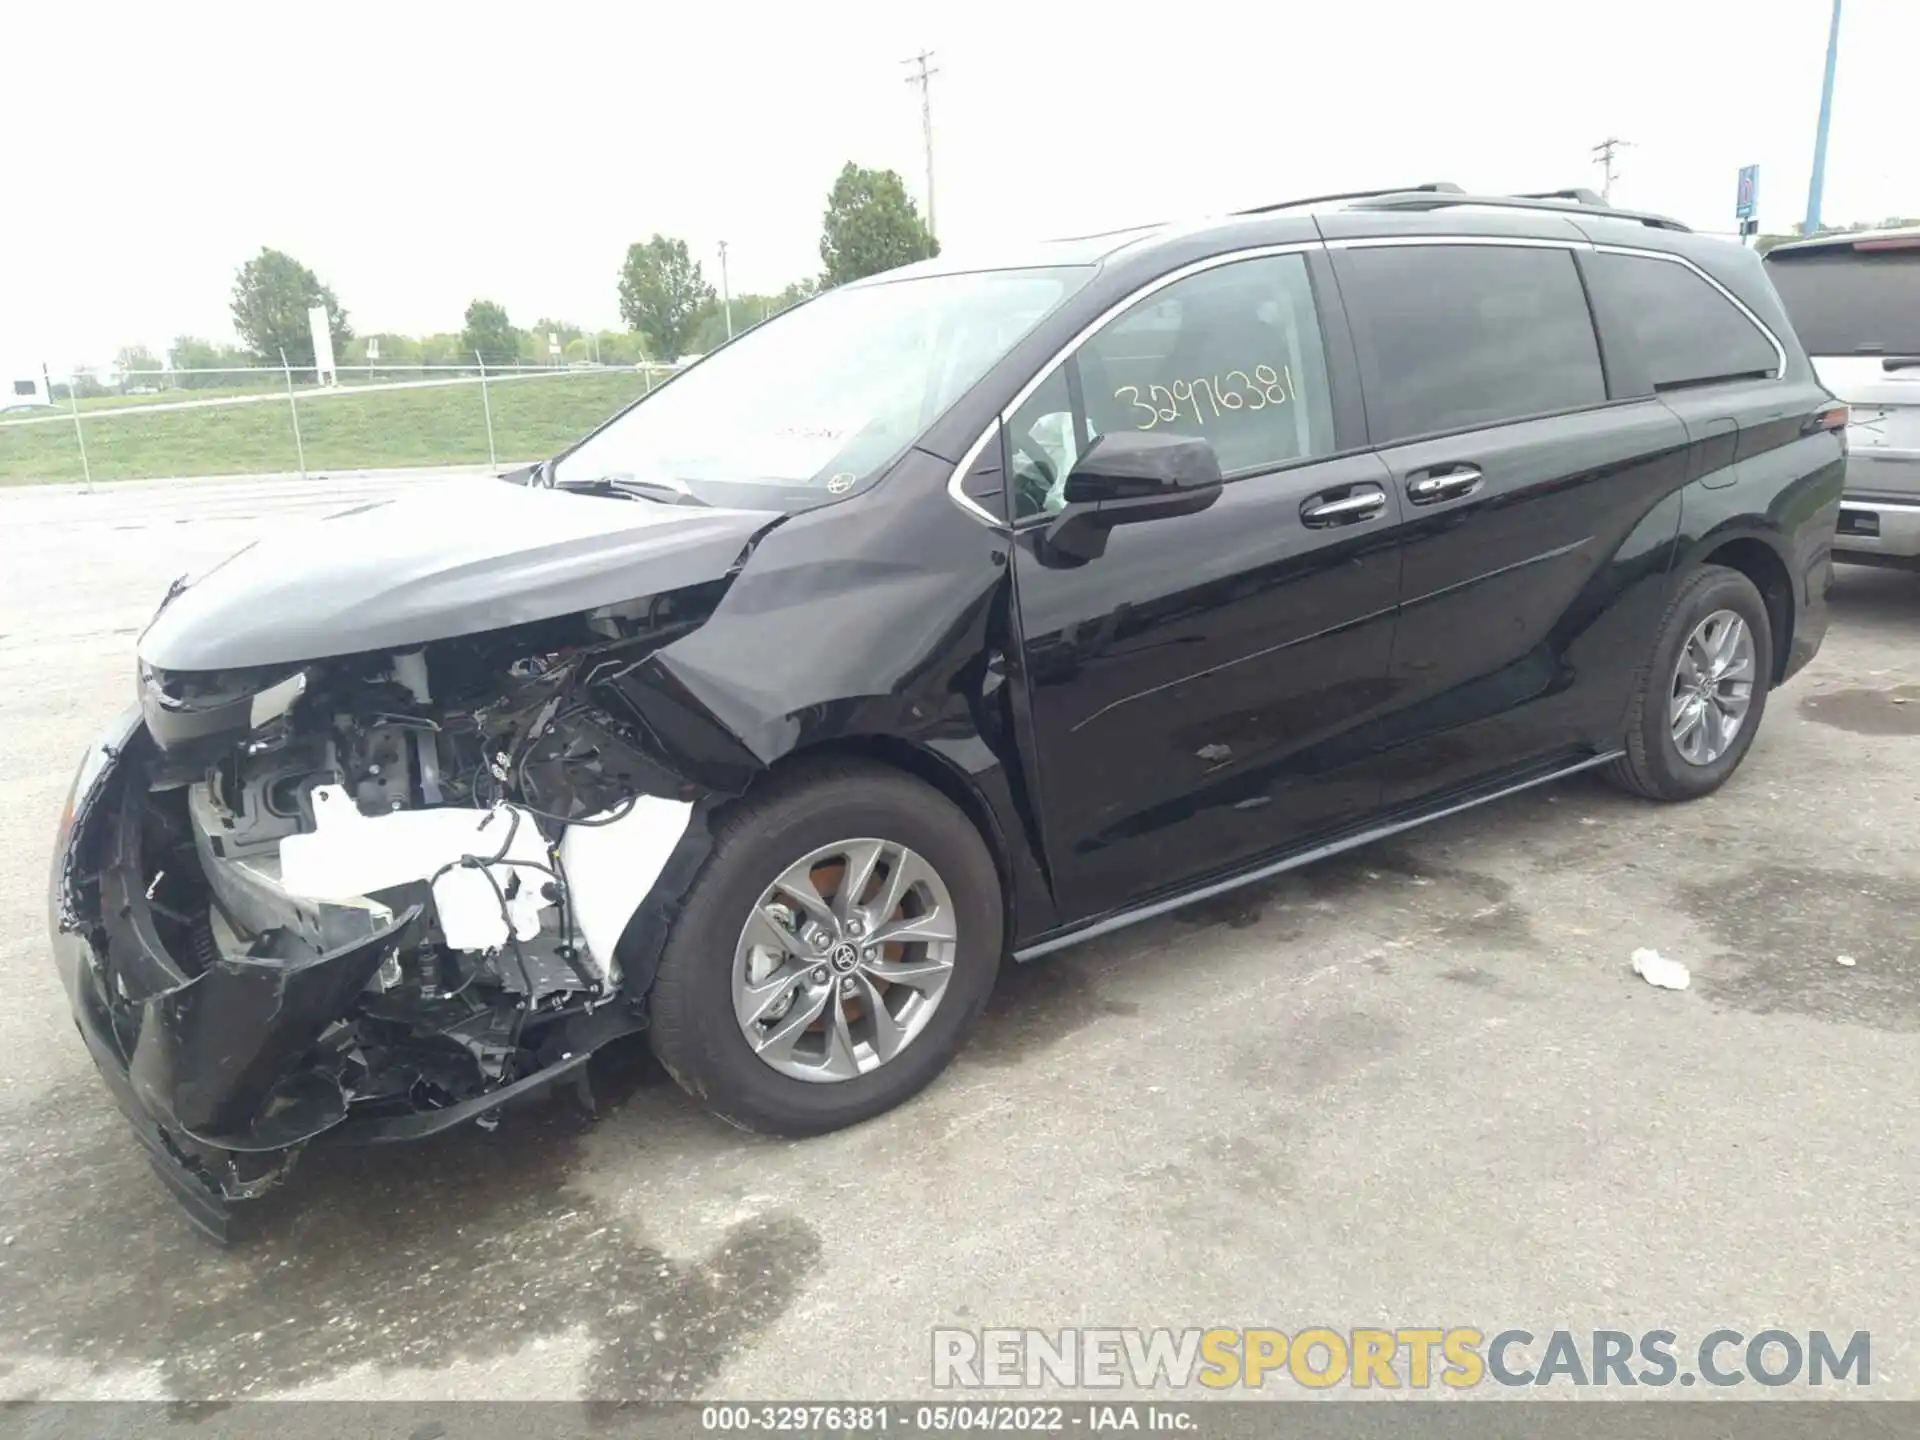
[
  {"xmin": 1040, "ymin": 431, "xmax": 1223, "ymax": 565},
  {"xmin": 1063, "ymin": 429, "xmax": 1224, "ymax": 506}
]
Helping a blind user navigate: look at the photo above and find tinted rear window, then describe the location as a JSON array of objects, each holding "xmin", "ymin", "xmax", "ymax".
[
  {"xmin": 1337, "ymin": 244, "xmax": 1606, "ymax": 443},
  {"xmin": 1766, "ymin": 248, "xmax": 1920, "ymax": 356},
  {"xmin": 1587, "ymin": 252, "xmax": 1779, "ymax": 390}
]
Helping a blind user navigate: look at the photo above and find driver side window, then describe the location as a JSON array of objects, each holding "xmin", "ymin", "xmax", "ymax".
[{"xmin": 1007, "ymin": 252, "xmax": 1335, "ymax": 521}]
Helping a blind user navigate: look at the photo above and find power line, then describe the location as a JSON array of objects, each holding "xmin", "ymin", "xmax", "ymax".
[
  {"xmin": 1592, "ymin": 137, "xmax": 1631, "ymax": 204},
  {"xmin": 902, "ymin": 49, "xmax": 939, "ymax": 240}
]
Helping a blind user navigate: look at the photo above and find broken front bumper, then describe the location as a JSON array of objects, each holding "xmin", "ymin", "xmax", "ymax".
[
  {"xmin": 47, "ymin": 715, "xmax": 613, "ymax": 1243},
  {"xmin": 49, "ymin": 710, "xmax": 247, "ymax": 1240}
]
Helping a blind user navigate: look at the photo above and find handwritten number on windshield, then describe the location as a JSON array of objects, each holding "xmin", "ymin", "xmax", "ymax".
[{"xmin": 1114, "ymin": 365, "xmax": 1296, "ymax": 430}]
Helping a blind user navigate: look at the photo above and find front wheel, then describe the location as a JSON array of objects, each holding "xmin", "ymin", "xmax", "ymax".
[
  {"xmin": 1607, "ymin": 563, "xmax": 1773, "ymax": 801},
  {"xmin": 647, "ymin": 761, "xmax": 1003, "ymax": 1135}
]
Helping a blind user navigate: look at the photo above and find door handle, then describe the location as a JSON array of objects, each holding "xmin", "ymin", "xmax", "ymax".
[
  {"xmin": 1407, "ymin": 465, "xmax": 1484, "ymax": 504},
  {"xmin": 1301, "ymin": 486, "xmax": 1387, "ymax": 527}
]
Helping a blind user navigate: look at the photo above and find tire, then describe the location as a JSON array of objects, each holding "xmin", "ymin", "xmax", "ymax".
[
  {"xmin": 1606, "ymin": 563, "xmax": 1774, "ymax": 801},
  {"xmin": 647, "ymin": 760, "xmax": 1003, "ymax": 1136}
]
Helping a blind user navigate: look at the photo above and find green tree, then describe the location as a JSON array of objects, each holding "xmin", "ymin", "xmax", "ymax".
[
  {"xmin": 513, "ymin": 318, "xmax": 581, "ymax": 365},
  {"xmin": 343, "ymin": 332, "xmax": 422, "ymax": 367},
  {"xmin": 461, "ymin": 299, "xmax": 520, "ymax": 368},
  {"xmin": 229, "ymin": 247, "xmax": 352, "ymax": 368},
  {"xmin": 418, "ymin": 332, "xmax": 470, "ymax": 367},
  {"xmin": 775, "ymin": 277, "xmax": 820, "ymax": 309},
  {"xmin": 687, "ymin": 302, "xmax": 728, "ymax": 357},
  {"xmin": 170, "ymin": 335, "xmax": 221, "ymax": 372},
  {"xmin": 169, "ymin": 335, "xmax": 255, "ymax": 388},
  {"xmin": 65, "ymin": 366, "xmax": 106, "ymax": 400},
  {"xmin": 819, "ymin": 163, "xmax": 937, "ymax": 287},
  {"xmin": 113, "ymin": 345, "xmax": 162, "ymax": 389},
  {"xmin": 595, "ymin": 329, "xmax": 643, "ymax": 365},
  {"xmin": 687, "ymin": 290, "xmax": 804, "ymax": 354},
  {"xmin": 617, "ymin": 235, "xmax": 715, "ymax": 361}
]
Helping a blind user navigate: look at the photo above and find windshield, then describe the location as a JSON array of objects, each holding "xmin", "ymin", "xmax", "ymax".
[
  {"xmin": 553, "ymin": 266, "xmax": 1089, "ymax": 509},
  {"xmin": 1767, "ymin": 248, "xmax": 1920, "ymax": 356}
]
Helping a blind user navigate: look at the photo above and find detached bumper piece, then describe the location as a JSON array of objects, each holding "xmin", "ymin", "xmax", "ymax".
[
  {"xmin": 53, "ymin": 734, "xmax": 413, "ymax": 1238},
  {"xmin": 48, "ymin": 721, "xmax": 629, "ymax": 1242},
  {"xmin": 63, "ymin": 985, "xmax": 241, "ymax": 1245}
]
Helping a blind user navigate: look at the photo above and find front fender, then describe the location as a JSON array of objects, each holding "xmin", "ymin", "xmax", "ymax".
[{"xmin": 590, "ymin": 451, "xmax": 1061, "ymax": 950}]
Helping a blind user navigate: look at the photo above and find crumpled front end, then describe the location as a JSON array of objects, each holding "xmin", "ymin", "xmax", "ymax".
[
  {"xmin": 49, "ymin": 585, "xmax": 749, "ymax": 1239},
  {"xmin": 49, "ymin": 711, "xmax": 283, "ymax": 1240}
]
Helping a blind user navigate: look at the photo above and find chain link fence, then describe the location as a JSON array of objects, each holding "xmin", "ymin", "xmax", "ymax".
[{"xmin": 0, "ymin": 360, "xmax": 685, "ymax": 487}]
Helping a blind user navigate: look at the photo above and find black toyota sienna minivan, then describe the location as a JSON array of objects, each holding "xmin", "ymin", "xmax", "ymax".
[{"xmin": 50, "ymin": 183, "xmax": 1843, "ymax": 1236}]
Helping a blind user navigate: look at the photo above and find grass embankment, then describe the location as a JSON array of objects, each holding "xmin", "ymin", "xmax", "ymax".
[{"xmin": 0, "ymin": 371, "xmax": 655, "ymax": 484}]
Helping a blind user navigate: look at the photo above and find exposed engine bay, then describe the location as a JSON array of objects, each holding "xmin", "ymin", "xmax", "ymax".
[
  {"xmin": 49, "ymin": 466, "xmax": 1022, "ymax": 1241},
  {"xmin": 81, "ymin": 579, "xmax": 751, "ymax": 1216}
]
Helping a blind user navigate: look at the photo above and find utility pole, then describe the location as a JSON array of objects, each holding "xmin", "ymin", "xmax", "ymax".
[
  {"xmin": 1592, "ymin": 137, "xmax": 1630, "ymax": 204},
  {"xmin": 1805, "ymin": 0, "xmax": 1843, "ymax": 237},
  {"xmin": 902, "ymin": 49, "xmax": 939, "ymax": 240},
  {"xmin": 718, "ymin": 239, "xmax": 733, "ymax": 341}
]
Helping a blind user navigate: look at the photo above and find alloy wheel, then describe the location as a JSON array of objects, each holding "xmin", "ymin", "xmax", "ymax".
[
  {"xmin": 1669, "ymin": 608, "xmax": 1757, "ymax": 767},
  {"xmin": 732, "ymin": 838, "xmax": 959, "ymax": 1082}
]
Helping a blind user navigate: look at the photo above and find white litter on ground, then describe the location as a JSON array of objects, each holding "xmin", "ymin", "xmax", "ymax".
[
  {"xmin": 1630, "ymin": 948, "xmax": 1691, "ymax": 991},
  {"xmin": 1837, "ymin": 954, "xmax": 1858, "ymax": 968}
]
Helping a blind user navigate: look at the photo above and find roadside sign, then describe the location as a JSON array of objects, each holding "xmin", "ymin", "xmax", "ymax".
[
  {"xmin": 367, "ymin": 336, "xmax": 381, "ymax": 361},
  {"xmin": 308, "ymin": 304, "xmax": 338, "ymax": 385},
  {"xmin": 1736, "ymin": 165, "xmax": 1759, "ymax": 221}
]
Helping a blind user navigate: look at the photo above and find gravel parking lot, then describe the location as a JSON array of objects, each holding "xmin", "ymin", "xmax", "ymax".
[{"xmin": 1, "ymin": 472, "xmax": 1916, "ymax": 1402}]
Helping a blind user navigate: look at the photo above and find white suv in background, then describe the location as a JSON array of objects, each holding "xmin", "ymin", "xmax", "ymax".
[{"xmin": 1766, "ymin": 227, "xmax": 1920, "ymax": 570}]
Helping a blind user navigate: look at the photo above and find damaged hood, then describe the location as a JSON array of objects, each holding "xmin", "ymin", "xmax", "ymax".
[{"xmin": 138, "ymin": 478, "xmax": 781, "ymax": 670}]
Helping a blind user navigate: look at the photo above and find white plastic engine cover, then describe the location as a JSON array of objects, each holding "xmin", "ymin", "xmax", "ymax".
[
  {"xmin": 279, "ymin": 785, "xmax": 551, "ymax": 952},
  {"xmin": 557, "ymin": 796, "xmax": 694, "ymax": 985}
]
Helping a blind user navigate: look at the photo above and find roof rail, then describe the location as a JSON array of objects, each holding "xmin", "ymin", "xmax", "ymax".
[
  {"xmin": 1512, "ymin": 187, "xmax": 1607, "ymax": 206},
  {"xmin": 1036, "ymin": 186, "xmax": 1466, "ymax": 245},
  {"xmin": 1235, "ymin": 182, "xmax": 1465, "ymax": 217},
  {"xmin": 1345, "ymin": 189, "xmax": 1692, "ymax": 233}
]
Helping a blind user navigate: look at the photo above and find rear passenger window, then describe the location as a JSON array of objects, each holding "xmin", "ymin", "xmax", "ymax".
[
  {"xmin": 1588, "ymin": 251, "xmax": 1779, "ymax": 390},
  {"xmin": 1767, "ymin": 248, "xmax": 1920, "ymax": 356},
  {"xmin": 1005, "ymin": 253, "xmax": 1336, "ymax": 521},
  {"xmin": 1338, "ymin": 245, "xmax": 1606, "ymax": 443}
]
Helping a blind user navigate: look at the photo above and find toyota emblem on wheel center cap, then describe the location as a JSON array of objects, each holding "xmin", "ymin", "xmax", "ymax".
[{"xmin": 828, "ymin": 943, "xmax": 860, "ymax": 974}]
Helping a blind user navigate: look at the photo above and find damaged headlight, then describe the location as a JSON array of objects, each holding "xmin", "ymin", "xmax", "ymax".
[
  {"xmin": 246, "ymin": 669, "xmax": 308, "ymax": 729},
  {"xmin": 138, "ymin": 661, "xmax": 307, "ymax": 757}
]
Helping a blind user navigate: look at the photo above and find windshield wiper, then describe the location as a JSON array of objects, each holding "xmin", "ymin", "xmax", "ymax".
[{"xmin": 554, "ymin": 474, "xmax": 709, "ymax": 506}]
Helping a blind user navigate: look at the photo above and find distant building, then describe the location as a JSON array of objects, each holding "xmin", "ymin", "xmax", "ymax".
[{"xmin": 1, "ymin": 363, "xmax": 52, "ymax": 412}]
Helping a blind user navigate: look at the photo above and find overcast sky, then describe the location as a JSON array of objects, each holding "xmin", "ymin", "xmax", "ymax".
[{"xmin": 2, "ymin": 0, "xmax": 1913, "ymax": 371}]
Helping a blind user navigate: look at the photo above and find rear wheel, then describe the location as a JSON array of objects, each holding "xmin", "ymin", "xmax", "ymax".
[
  {"xmin": 1607, "ymin": 563, "xmax": 1773, "ymax": 801},
  {"xmin": 647, "ymin": 762, "xmax": 1003, "ymax": 1135}
]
